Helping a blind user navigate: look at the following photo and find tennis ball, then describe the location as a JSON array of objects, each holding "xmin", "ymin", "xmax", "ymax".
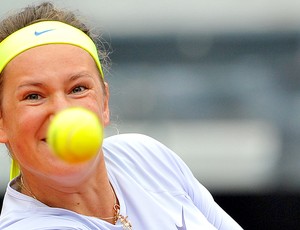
[{"xmin": 47, "ymin": 107, "xmax": 103, "ymax": 163}]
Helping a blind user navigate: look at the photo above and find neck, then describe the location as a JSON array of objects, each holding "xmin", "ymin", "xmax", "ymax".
[{"xmin": 19, "ymin": 159, "xmax": 118, "ymax": 223}]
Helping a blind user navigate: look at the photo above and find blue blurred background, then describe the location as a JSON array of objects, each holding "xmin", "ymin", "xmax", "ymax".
[{"xmin": 1, "ymin": 0, "xmax": 300, "ymax": 228}]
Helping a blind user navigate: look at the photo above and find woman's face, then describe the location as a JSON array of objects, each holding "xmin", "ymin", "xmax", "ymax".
[{"xmin": 0, "ymin": 44, "xmax": 110, "ymax": 181}]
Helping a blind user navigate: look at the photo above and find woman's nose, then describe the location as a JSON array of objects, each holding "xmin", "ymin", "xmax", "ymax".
[{"xmin": 50, "ymin": 93, "xmax": 73, "ymax": 114}]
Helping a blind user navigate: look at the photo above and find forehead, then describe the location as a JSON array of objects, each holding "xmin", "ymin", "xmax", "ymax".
[{"xmin": 0, "ymin": 44, "xmax": 102, "ymax": 93}]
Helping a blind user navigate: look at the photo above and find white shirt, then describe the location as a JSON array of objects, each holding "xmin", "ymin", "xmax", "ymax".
[{"xmin": 0, "ymin": 133, "xmax": 243, "ymax": 229}]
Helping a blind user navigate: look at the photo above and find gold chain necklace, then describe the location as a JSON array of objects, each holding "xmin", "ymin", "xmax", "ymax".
[
  {"xmin": 19, "ymin": 176, "xmax": 132, "ymax": 229},
  {"xmin": 20, "ymin": 176, "xmax": 37, "ymax": 199},
  {"xmin": 104, "ymin": 183, "xmax": 133, "ymax": 229}
]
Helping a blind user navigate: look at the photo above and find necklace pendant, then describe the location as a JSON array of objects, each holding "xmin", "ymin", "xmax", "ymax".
[{"xmin": 118, "ymin": 214, "xmax": 132, "ymax": 230}]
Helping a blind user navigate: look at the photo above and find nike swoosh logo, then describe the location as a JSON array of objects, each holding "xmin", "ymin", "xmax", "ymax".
[
  {"xmin": 176, "ymin": 208, "xmax": 187, "ymax": 230},
  {"xmin": 34, "ymin": 29, "xmax": 55, "ymax": 36}
]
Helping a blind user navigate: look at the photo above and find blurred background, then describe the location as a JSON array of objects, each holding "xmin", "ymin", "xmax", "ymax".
[{"xmin": 1, "ymin": 0, "xmax": 300, "ymax": 228}]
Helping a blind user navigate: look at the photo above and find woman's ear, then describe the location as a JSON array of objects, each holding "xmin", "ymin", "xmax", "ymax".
[
  {"xmin": 0, "ymin": 112, "xmax": 8, "ymax": 143},
  {"xmin": 102, "ymin": 82, "xmax": 110, "ymax": 126}
]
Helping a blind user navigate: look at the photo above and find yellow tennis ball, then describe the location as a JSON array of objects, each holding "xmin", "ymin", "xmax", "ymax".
[{"xmin": 47, "ymin": 107, "xmax": 103, "ymax": 163}]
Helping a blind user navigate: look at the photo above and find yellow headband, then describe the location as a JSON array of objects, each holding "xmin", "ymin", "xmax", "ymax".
[
  {"xmin": 0, "ymin": 21, "xmax": 104, "ymax": 180},
  {"xmin": 0, "ymin": 20, "xmax": 104, "ymax": 78}
]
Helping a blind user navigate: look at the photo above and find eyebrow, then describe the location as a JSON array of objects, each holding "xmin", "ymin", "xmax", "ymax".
[
  {"xmin": 17, "ymin": 81, "xmax": 44, "ymax": 90},
  {"xmin": 68, "ymin": 72, "xmax": 94, "ymax": 82},
  {"xmin": 17, "ymin": 72, "xmax": 94, "ymax": 90}
]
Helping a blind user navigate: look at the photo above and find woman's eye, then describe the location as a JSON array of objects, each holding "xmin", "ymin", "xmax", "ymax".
[
  {"xmin": 72, "ymin": 86, "xmax": 87, "ymax": 94},
  {"xmin": 25, "ymin": 94, "xmax": 41, "ymax": 100}
]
